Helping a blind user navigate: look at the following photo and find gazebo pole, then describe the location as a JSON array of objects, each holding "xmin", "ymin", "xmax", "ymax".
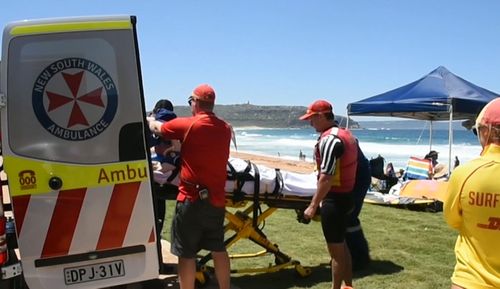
[
  {"xmin": 346, "ymin": 109, "xmax": 350, "ymax": 129},
  {"xmin": 429, "ymin": 121, "xmax": 433, "ymax": 150},
  {"xmin": 448, "ymin": 104, "xmax": 453, "ymax": 175}
]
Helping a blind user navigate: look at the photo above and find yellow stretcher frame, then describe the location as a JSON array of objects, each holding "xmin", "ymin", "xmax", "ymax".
[{"xmin": 157, "ymin": 185, "xmax": 313, "ymax": 283}]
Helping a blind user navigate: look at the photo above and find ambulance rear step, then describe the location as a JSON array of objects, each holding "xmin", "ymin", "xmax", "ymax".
[{"xmin": 34, "ymin": 244, "xmax": 145, "ymax": 267}]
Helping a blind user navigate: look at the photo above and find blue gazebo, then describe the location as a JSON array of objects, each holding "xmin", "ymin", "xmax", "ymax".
[{"xmin": 347, "ymin": 66, "xmax": 500, "ymax": 173}]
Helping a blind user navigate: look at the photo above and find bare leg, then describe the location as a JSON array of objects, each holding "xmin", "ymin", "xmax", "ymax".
[
  {"xmin": 327, "ymin": 241, "xmax": 352, "ymax": 289},
  {"xmin": 451, "ymin": 284, "xmax": 465, "ymax": 289},
  {"xmin": 178, "ymin": 257, "xmax": 196, "ymax": 289},
  {"xmin": 212, "ymin": 251, "xmax": 231, "ymax": 289}
]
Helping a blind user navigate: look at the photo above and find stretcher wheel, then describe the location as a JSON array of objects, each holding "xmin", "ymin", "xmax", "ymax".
[
  {"xmin": 195, "ymin": 265, "xmax": 211, "ymax": 286},
  {"xmin": 274, "ymin": 255, "xmax": 290, "ymax": 265},
  {"xmin": 295, "ymin": 265, "xmax": 312, "ymax": 277}
]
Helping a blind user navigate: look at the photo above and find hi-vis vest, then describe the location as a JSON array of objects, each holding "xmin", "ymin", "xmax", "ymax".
[
  {"xmin": 315, "ymin": 127, "xmax": 358, "ymax": 193},
  {"xmin": 0, "ymin": 16, "xmax": 159, "ymax": 289}
]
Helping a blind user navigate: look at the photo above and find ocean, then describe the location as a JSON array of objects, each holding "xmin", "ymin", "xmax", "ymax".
[{"xmin": 233, "ymin": 125, "xmax": 481, "ymax": 171}]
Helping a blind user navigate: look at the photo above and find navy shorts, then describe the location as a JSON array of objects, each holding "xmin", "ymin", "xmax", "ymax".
[
  {"xmin": 320, "ymin": 193, "xmax": 354, "ymax": 243},
  {"xmin": 170, "ymin": 200, "xmax": 226, "ymax": 258}
]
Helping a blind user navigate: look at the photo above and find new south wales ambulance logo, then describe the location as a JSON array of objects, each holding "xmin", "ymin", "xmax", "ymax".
[{"xmin": 32, "ymin": 57, "xmax": 118, "ymax": 141}]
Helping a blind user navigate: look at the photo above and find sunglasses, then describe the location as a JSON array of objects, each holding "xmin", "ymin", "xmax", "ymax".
[
  {"xmin": 472, "ymin": 125, "xmax": 481, "ymax": 136},
  {"xmin": 187, "ymin": 96, "xmax": 196, "ymax": 106},
  {"xmin": 472, "ymin": 125, "xmax": 487, "ymax": 136}
]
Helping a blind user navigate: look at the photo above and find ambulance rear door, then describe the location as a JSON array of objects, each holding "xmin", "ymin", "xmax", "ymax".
[{"xmin": 0, "ymin": 16, "xmax": 159, "ymax": 289}]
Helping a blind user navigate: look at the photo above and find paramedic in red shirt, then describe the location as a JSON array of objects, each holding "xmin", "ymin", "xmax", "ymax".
[
  {"xmin": 149, "ymin": 84, "xmax": 232, "ymax": 289},
  {"xmin": 300, "ymin": 100, "xmax": 357, "ymax": 289}
]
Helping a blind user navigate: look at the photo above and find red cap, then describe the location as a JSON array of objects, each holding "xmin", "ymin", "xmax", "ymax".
[
  {"xmin": 192, "ymin": 84, "xmax": 216, "ymax": 103},
  {"xmin": 299, "ymin": 100, "xmax": 333, "ymax": 120},
  {"xmin": 476, "ymin": 98, "xmax": 500, "ymax": 127}
]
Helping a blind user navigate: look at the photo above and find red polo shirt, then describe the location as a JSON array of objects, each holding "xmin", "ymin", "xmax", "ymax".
[{"xmin": 160, "ymin": 112, "xmax": 231, "ymax": 207}]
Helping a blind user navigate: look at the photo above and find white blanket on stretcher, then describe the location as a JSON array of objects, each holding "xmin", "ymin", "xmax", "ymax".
[{"xmin": 153, "ymin": 157, "xmax": 317, "ymax": 197}]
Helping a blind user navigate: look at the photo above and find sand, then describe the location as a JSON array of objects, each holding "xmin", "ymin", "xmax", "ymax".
[{"xmin": 230, "ymin": 151, "xmax": 315, "ymax": 174}]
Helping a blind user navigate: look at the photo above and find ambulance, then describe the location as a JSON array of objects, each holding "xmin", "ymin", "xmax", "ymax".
[{"xmin": 0, "ymin": 16, "xmax": 161, "ymax": 288}]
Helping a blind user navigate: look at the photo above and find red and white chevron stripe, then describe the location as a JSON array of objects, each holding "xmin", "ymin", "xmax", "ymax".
[{"xmin": 11, "ymin": 181, "xmax": 155, "ymax": 260}]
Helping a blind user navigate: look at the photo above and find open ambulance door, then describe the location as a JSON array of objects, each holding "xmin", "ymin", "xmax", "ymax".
[{"xmin": 0, "ymin": 16, "xmax": 159, "ymax": 289}]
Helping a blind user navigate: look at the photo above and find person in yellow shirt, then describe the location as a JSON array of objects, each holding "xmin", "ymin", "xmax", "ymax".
[{"xmin": 444, "ymin": 98, "xmax": 500, "ymax": 289}]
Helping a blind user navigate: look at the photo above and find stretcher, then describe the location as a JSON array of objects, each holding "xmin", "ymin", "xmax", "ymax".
[{"xmin": 153, "ymin": 157, "xmax": 316, "ymax": 279}]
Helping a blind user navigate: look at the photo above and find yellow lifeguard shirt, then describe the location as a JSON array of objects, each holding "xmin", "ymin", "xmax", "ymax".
[{"xmin": 444, "ymin": 144, "xmax": 500, "ymax": 289}]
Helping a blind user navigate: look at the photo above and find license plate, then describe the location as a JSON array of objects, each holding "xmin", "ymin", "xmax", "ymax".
[{"xmin": 64, "ymin": 260, "xmax": 125, "ymax": 285}]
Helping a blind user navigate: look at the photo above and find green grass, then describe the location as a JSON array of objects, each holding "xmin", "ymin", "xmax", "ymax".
[{"xmin": 161, "ymin": 201, "xmax": 457, "ymax": 289}]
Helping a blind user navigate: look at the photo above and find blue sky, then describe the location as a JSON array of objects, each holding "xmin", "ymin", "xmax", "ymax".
[{"xmin": 2, "ymin": 0, "xmax": 500, "ymax": 116}]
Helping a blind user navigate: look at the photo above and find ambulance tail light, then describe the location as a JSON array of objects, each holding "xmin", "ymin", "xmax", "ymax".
[{"xmin": 0, "ymin": 215, "xmax": 7, "ymax": 265}]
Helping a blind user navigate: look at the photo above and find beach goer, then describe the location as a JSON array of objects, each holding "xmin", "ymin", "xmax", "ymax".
[
  {"xmin": 396, "ymin": 168, "xmax": 405, "ymax": 178},
  {"xmin": 453, "ymin": 156, "xmax": 460, "ymax": 169},
  {"xmin": 299, "ymin": 150, "xmax": 306, "ymax": 161},
  {"xmin": 300, "ymin": 99, "xmax": 365, "ymax": 289},
  {"xmin": 444, "ymin": 98, "xmax": 500, "ymax": 289},
  {"xmin": 148, "ymin": 99, "xmax": 180, "ymax": 247},
  {"xmin": 424, "ymin": 150, "xmax": 439, "ymax": 167},
  {"xmin": 385, "ymin": 162, "xmax": 396, "ymax": 178},
  {"xmin": 149, "ymin": 84, "xmax": 232, "ymax": 289},
  {"xmin": 382, "ymin": 162, "xmax": 399, "ymax": 191},
  {"xmin": 148, "ymin": 99, "xmax": 181, "ymax": 170},
  {"xmin": 424, "ymin": 150, "xmax": 447, "ymax": 179}
]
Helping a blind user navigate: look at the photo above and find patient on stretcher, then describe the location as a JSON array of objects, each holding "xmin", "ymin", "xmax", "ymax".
[{"xmin": 153, "ymin": 156, "xmax": 318, "ymax": 198}]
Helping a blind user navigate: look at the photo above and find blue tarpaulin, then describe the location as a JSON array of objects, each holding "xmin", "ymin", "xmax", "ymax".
[{"xmin": 347, "ymin": 66, "xmax": 499, "ymax": 121}]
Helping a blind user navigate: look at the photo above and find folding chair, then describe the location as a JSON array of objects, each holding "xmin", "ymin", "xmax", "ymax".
[{"xmin": 403, "ymin": 157, "xmax": 432, "ymax": 180}]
